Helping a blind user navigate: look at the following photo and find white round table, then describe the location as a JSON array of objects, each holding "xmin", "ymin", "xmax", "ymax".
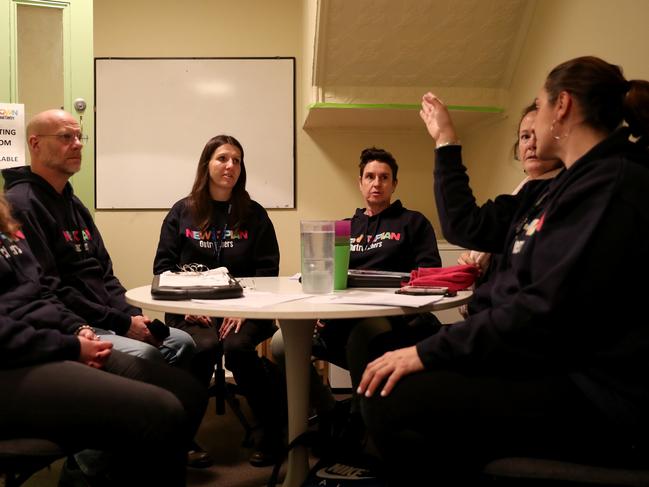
[{"xmin": 126, "ymin": 277, "xmax": 471, "ymax": 487}]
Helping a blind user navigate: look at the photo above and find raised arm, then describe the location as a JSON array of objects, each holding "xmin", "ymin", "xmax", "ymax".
[{"xmin": 420, "ymin": 92, "xmax": 529, "ymax": 252}]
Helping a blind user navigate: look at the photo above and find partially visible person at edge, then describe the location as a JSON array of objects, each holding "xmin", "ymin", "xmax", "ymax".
[
  {"xmin": 1, "ymin": 109, "xmax": 195, "ymax": 368},
  {"xmin": 353, "ymin": 56, "xmax": 649, "ymax": 486},
  {"xmin": 153, "ymin": 134, "xmax": 284, "ymax": 467},
  {"xmin": 0, "ymin": 191, "xmax": 207, "ymax": 486},
  {"xmin": 271, "ymin": 147, "xmax": 442, "ymax": 447},
  {"xmin": 2, "ymin": 109, "xmax": 200, "ymax": 468},
  {"xmin": 457, "ymin": 102, "xmax": 563, "ymax": 316}
]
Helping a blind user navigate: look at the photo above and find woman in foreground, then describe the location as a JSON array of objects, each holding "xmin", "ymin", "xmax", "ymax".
[{"xmin": 354, "ymin": 56, "xmax": 649, "ymax": 485}]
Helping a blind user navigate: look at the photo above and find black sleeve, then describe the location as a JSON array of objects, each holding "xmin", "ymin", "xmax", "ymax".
[
  {"xmin": 153, "ymin": 204, "xmax": 183, "ymax": 275},
  {"xmin": 12, "ymin": 239, "xmax": 88, "ymax": 335},
  {"xmin": 417, "ymin": 162, "xmax": 639, "ymax": 370},
  {"xmin": 408, "ymin": 212, "xmax": 442, "ymax": 267},
  {"xmin": 251, "ymin": 205, "xmax": 280, "ymax": 277},
  {"xmin": 0, "ymin": 315, "xmax": 80, "ymax": 369},
  {"xmin": 434, "ymin": 145, "xmax": 523, "ymax": 253},
  {"xmin": 11, "ymin": 203, "xmax": 135, "ymax": 335},
  {"xmin": 17, "ymin": 285, "xmax": 88, "ymax": 336}
]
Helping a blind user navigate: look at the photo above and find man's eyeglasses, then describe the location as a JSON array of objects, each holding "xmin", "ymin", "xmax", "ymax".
[{"xmin": 35, "ymin": 133, "xmax": 89, "ymax": 144}]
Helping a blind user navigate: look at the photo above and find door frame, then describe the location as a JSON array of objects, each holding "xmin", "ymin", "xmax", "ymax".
[{"xmin": 1, "ymin": 0, "xmax": 95, "ymax": 209}]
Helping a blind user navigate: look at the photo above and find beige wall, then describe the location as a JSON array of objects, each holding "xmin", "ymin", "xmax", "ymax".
[
  {"xmin": 94, "ymin": 0, "xmax": 440, "ymax": 288},
  {"xmin": 94, "ymin": 0, "xmax": 649, "ymax": 290},
  {"xmin": 463, "ymin": 0, "xmax": 649, "ymax": 202}
]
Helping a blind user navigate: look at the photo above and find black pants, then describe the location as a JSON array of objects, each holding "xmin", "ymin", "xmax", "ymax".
[
  {"xmin": 0, "ymin": 350, "xmax": 207, "ymax": 486},
  {"xmin": 347, "ymin": 323, "xmax": 638, "ymax": 486},
  {"xmin": 315, "ymin": 313, "xmax": 441, "ymax": 372},
  {"xmin": 168, "ymin": 313, "xmax": 286, "ymax": 436}
]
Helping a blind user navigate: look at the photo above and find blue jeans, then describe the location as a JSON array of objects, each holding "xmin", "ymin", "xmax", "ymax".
[{"xmin": 95, "ymin": 327, "xmax": 195, "ymax": 368}]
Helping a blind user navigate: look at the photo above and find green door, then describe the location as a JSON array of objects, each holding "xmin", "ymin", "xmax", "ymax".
[{"xmin": 1, "ymin": 0, "xmax": 94, "ymax": 208}]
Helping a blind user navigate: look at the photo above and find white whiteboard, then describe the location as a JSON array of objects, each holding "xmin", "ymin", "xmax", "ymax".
[{"xmin": 94, "ymin": 58, "xmax": 295, "ymax": 209}]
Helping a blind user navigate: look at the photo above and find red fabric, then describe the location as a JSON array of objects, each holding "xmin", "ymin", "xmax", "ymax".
[{"xmin": 406, "ymin": 264, "xmax": 480, "ymax": 292}]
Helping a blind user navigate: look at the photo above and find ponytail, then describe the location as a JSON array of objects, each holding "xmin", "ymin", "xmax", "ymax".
[{"xmin": 624, "ymin": 79, "xmax": 649, "ymax": 142}]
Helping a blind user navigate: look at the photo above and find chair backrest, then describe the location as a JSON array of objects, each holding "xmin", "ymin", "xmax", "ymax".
[
  {"xmin": 0, "ymin": 438, "xmax": 64, "ymax": 487},
  {"xmin": 484, "ymin": 457, "xmax": 649, "ymax": 486}
]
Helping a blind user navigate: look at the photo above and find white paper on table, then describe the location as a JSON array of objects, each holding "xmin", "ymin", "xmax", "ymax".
[
  {"xmin": 305, "ymin": 290, "xmax": 445, "ymax": 308},
  {"xmin": 158, "ymin": 268, "xmax": 231, "ymax": 287},
  {"xmin": 192, "ymin": 290, "xmax": 308, "ymax": 309}
]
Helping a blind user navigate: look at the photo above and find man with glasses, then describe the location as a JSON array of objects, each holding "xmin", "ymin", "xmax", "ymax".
[{"xmin": 1, "ymin": 109, "xmax": 196, "ymax": 369}]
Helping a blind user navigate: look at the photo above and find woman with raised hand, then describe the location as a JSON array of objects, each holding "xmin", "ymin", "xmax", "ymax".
[
  {"xmin": 355, "ymin": 57, "xmax": 649, "ymax": 485},
  {"xmin": 154, "ymin": 134, "xmax": 283, "ymax": 467},
  {"xmin": 457, "ymin": 102, "xmax": 562, "ymax": 315}
]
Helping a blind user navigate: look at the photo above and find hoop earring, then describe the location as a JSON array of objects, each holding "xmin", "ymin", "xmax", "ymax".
[{"xmin": 550, "ymin": 120, "xmax": 568, "ymax": 141}]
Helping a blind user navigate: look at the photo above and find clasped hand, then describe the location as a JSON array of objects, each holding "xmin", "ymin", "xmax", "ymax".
[
  {"xmin": 457, "ymin": 251, "xmax": 490, "ymax": 276},
  {"xmin": 78, "ymin": 336, "xmax": 112, "ymax": 369}
]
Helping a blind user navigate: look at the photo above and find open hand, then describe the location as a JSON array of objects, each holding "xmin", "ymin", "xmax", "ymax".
[
  {"xmin": 420, "ymin": 92, "xmax": 459, "ymax": 145},
  {"xmin": 219, "ymin": 317, "xmax": 245, "ymax": 339},
  {"xmin": 357, "ymin": 346, "xmax": 424, "ymax": 398}
]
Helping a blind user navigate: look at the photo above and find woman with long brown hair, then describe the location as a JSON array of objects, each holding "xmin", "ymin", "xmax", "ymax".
[{"xmin": 154, "ymin": 134, "xmax": 283, "ymax": 467}]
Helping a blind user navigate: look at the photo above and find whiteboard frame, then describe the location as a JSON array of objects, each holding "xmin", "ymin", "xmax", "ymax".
[{"xmin": 94, "ymin": 57, "xmax": 296, "ymax": 210}]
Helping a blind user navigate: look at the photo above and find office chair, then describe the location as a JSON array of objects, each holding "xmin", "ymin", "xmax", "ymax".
[
  {"xmin": 208, "ymin": 340, "xmax": 256, "ymax": 447},
  {"xmin": 0, "ymin": 438, "xmax": 65, "ymax": 487}
]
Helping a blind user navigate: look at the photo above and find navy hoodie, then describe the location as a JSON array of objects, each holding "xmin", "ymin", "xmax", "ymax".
[
  {"xmin": 0, "ymin": 230, "xmax": 82, "ymax": 366},
  {"xmin": 0, "ymin": 315, "xmax": 80, "ymax": 369},
  {"xmin": 154, "ymin": 197, "xmax": 279, "ymax": 277},
  {"xmin": 2, "ymin": 166, "xmax": 141, "ymax": 335},
  {"xmin": 419, "ymin": 129, "xmax": 649, "ymax": 429},
  {"xmin": 349, "ymin": 200, "xmax": 441, "ymax": 272}
]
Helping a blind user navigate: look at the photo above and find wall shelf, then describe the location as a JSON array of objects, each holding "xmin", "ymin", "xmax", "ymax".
[{"xmin": 303, "ymin": 102, "xmax": 505, "ymax": 131}]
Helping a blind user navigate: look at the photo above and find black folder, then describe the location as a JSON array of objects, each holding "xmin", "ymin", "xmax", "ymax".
[
  {"xmin": 151, "ymin": 274, "xmax": 244, "ymax": 300},
  {"xmin": 347, "ymin": 269, "xmax": 410, "ymax": 288}
]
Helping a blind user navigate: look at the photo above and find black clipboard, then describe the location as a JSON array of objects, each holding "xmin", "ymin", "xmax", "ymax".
[
  {"xmin": 347, "ymin": 269, "xmax": 410, "ymax": 288},
  {"xmin": 151, "ymin": 274, "xmax": 244, "ymax": 301}
]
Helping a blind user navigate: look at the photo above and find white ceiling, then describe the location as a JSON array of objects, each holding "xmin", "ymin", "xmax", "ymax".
[{"xmin": 312, "ymin": 0, "xmax": 537, "ymax": 107}]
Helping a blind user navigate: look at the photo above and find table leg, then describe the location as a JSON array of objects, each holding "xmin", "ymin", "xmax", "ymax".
[{"xmin": 278, "ymin": 318, "xmax": 315, "ymax": 487}]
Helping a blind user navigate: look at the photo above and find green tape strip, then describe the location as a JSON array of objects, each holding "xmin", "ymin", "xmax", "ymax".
[{"xmin": 308, "ymin": 102, "xmax": 504, "ymax": 113}]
